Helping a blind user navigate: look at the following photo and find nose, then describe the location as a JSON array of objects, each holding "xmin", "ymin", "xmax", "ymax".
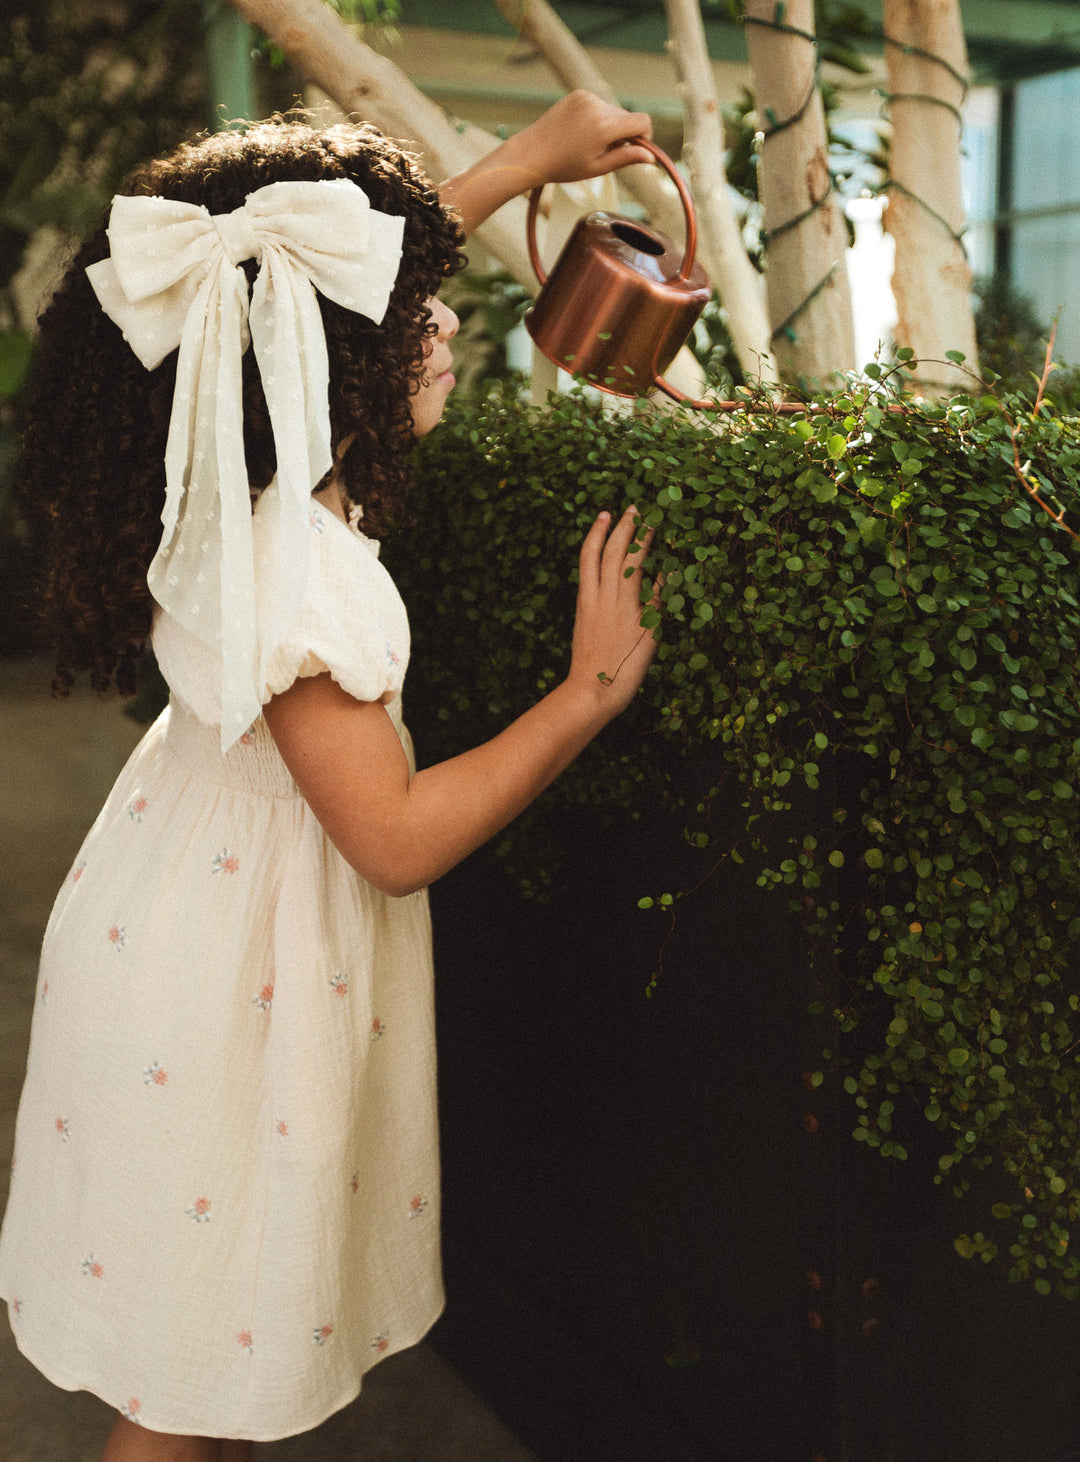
[{"xmin": 429, "ymin": 296, "xmax": 459, "ymax": 341}]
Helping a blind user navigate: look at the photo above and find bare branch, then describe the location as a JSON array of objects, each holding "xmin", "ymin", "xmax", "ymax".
[
  {"xmin": 662, "ymin": 0, "xmax": 778, "ymax": 387},
  {"xmin": 225, "ymin": 0, "xmax": 536, "ymax": 284}
]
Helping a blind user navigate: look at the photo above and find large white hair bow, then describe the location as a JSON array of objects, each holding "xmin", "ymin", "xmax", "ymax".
[{"xmin": 86, "ymin": 178, "xmax": 405, "ymax": 751}]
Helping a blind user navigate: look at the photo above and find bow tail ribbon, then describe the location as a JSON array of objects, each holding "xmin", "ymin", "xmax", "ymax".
[
  {"xmin": 147, "ymin": 255, "xmax": 260, "ymax": 745},
  {"xmin": 248, "ymin": 249, "xmax": 334, "ymax": 704}
]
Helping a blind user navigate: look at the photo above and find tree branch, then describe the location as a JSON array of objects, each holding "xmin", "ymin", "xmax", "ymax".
[{"xmin": 225, "ymin": 0, "xmax": 536, "ymax": 284}]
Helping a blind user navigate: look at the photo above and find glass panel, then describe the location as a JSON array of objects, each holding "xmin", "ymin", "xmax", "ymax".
[
  {"xmin": 1011, "ymin": 211, "xmax": 1080, "ymax": 364},
  {"xmin": 962, "ymin": 87, "xmax": 999, "ymax": 227},
  {"xmin": 1013, "ymin": 67, "xmax": 1080, "ymax": 212}
]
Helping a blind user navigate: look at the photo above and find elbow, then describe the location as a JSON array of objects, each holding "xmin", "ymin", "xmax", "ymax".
[
  {"xmin": 370, "ymin": 871, "xmax": 430, "ymax": 900},
  {"xmin": 338, "ymin": 841, "xmax": 433, "ymax": 899}
]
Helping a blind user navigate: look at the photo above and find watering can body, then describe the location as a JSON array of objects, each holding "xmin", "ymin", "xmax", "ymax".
[
  {"xmin": 523, "ymin": 138, "xmax": 712, "ymax": 402},
  {"xmin": 524, "ymin": 211, "xmax": 711, "ymax": 398}
]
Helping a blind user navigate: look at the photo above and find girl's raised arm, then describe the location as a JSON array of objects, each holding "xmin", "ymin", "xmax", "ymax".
[
  {"xmin": 263, "ymin": 506, "xmax": 657, "ymax": 898},
  {"xmin": 438, "ymin": 91, "xmax": 653, "ymax": 236}
]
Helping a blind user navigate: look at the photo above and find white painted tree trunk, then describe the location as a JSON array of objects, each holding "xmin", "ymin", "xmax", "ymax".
[
  {"xmin": 882, "ymin": 0, "xmax": 978, "ymax": 390},
  {"xmin": 744, "ymin": 0, "xmax": 856, "ymax": 383},
  {"xmin": 662, "ymin": 0, "xmax": 778, "ymax": 387},
  {"xmin": 224, "ymin": 0, "xmax": 536, "ymax": 286}
]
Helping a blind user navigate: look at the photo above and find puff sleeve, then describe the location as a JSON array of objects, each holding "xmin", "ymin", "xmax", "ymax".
[{"xmin": 153, "ymin": 501, "xmax": 410, "ymax": 727}]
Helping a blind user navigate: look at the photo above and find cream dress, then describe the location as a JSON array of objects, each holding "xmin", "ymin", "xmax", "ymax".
[{"xmin": 0, "ymin": 500, "xmax": 443, "ymax": 1441}]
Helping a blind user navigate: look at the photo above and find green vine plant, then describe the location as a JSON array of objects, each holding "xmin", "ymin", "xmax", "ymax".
[{"xmin": 399, "ymin": 358, "xmax": 1080, "ymax": 1301}]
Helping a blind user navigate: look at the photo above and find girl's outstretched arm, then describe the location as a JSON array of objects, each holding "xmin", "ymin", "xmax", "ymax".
[
  {"xmin": 439, "ymin": 91, "xmax": 653, "ymax": 236},
  {"xmin": 264, "ymin": 506, "xmax": 657, "ymax": 898}
]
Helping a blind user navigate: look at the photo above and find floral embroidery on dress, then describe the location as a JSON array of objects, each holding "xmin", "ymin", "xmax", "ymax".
[
  {"xmin": 11, "ymin": 1299, "xmax": 21, "ymax": 1317},
  {"xmin": 309, "ymin": 508, "xmax": 326, "ymax": 533},
  {"xmin": 371, "ymin": 1332, "xmax": 390, "ymax": 1355},
  {"xmin": 239, "ymin": 724, "xmax": 256, "ymax": 746},
  {"xmin": 370, "ymin": 1016, "xmax": 385, "ymax": 1041},
  {"xmin": 54, "ymin": 1116, "xmax": 70, "ymax": 1141},
  {"xmin": 312, "ymin": 1322, "xmax": 334, "ymax": 1345},
  {"xmin": 40, "ymin": 980, "xmax": 48, "ymax": 1005},
  {"xmin": 329, "ymin": 971, "xmax": 348, "ymax": 998},
  {"xmin": 186, "ymin": 1197, "xmax": 212, "ymax": 1222},
  {"xmin": 350, "ymin": 1172, "xmax": 359, "ymax": 1194},
  {"xmin": 238, "ymin": 1330, "xmax": 254, "ymax": 1354},
  {"xmin": 108, "ymin": 924, "xmax": 126, "ymax": 950},
  {"xmin": 212, "ymin": 850, "xmax": 239, "ymax": 875},
  {"xmin": 143, "ymin": 1062, "xmax": 168, "ymax": 1087},
  {"xmin": 120, "ymin": 1399, "xmax": 142, "ymax": 1424},
  {"xmin": 384, "ymin": 642, "xmax": 401, "ymax": 669},
  {"xmin": 72, "ymin": 859, "xmax": 86, "ymax": 883},
  {"xmin": 252, "ymin": 982, "xmax": 274, "ymax": 1011},
  {"xmin": 127, "ymin": 795, "xmax": 149, "ymax": 822},
  {"xmin": 82, "ymin": 1255, "xmax": 104, "ymax": 1278},
  {"xmin": 407, "ymin": 1194, "xmax": 428, "ymax": 1219},
  {"xmin": 275, "ymin": 1118, "xmax": 289, "ymax": 1138}
]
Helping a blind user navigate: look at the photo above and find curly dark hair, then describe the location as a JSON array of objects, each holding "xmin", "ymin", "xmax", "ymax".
[{"xmin": 18, "ymin": 117, "xmax": 465, "ymax": 695}]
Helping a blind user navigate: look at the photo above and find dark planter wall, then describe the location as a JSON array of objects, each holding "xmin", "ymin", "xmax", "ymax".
[{"xmin": 426, "ymin": 800, "xmax": 1080, "ymax": 1462}]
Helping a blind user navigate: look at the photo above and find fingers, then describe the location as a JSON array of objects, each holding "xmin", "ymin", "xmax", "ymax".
[
  {"xmin": 578, "ymin": 510, "xmax": 612, "ymax": 604},
  {"xmin": 599, "ymin": 504, "xmax": 640, "ymax": 579},
  {"xmin": 556, "ymin": 93, "xmax": 654, "ymax": 176},
  {"xmin": 581, "ymin": 506, "xmax": 653, "ymax": 597}
]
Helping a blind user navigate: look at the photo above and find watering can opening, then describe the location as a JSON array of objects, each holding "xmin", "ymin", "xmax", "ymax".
[{"xmin": 608, "ymin": 220, "xmax": 665, "ymax": 257}]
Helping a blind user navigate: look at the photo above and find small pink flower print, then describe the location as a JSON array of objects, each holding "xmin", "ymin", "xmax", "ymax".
[
  {"xmin": 407, "ymin": 1194, "xmax": 428, "ymax": 1219},
  {"xmin": 186, "ymin": 1197, "xmax": 212, "ymax": 1222},
  {"xmin": 312, "ymin": 1323, "xmax": 334, "ymax": 1345},
  {"xmin": 212, "ymin": 850, "xmax": 239, "ymax": 876},
  {"xmin": 350, "ymin": 1172, "xmax": 359, "ymax": 1194},
  {"xmin": 55, "ymin": 1116, "xmax": 70, "ymax": 1141},
  {"xmin": 238, "ymin": 1330, "xmax": 253, "ymax": 1354},
  {"xmin": 370, "ymin": 1016, "xmax": 385, "ymax": 1041},
  {"xmin": 108, "ymin": 925, "xmax": 126, "ymax": 950},
  {"xmin": 127, "ymin": 796, "xmax": 148, "ymax": 822},
  {"xmin": 143, "ymin": 1062, "xmax": 168, "ymax": 1087},
  {"xmin": 329, "ymin": 972, "xmax": 348, "ymax": 998},
  {"xmin": 371, "ymin": 1332, "xmax": 390, "ymax": 1355},
  {"xmin": 252, "ymin": 983, "xmax": 274, "ymax": 1011},
  {"xmin": 120, "ymin": 1398, "xmax": 142, "ymax": 1424},
  {"xmin": 239, "ymin": 725, "xmax": 256, "ymax": 746},
  {"xmin": 275, "ymin": 1118, "xmax": 289, "ymax": 1138},
  {"xmin": 82, "ymin": 1255, "xmax": 104, "ymax": 1279},
  {"xmin": 384, "ymin": 642, "xmax": 401, "ymax": 669},
  {"xmin": 72, "ymin": 860, "xmax": 86, "ymax": 883},
  {"xmin": 11, "ymin": 1299, "xmax": 21, "ymax": 1317},
  {"xmin": 40, "ymin": 980, "xmax": 48, "ymax": 1005},
  {"xmin": 309, "ymin": 509, "xmax": 326, "ymax": 533}
]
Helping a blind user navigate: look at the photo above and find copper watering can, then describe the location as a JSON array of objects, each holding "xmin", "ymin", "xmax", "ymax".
[{"xmin": 524, "ymin": 137, "xmax": 717, "ymax": 406}]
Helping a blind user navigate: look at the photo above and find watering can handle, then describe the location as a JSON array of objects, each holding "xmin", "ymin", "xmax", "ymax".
[{"xmin": 525, "ymin": 136, "xmax": 700, "ymax": 288}]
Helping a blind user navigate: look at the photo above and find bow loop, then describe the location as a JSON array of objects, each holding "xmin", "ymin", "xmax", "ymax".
[{"xmin": 86, "ymin": 177, "xmax": 405, "ymax": 751}]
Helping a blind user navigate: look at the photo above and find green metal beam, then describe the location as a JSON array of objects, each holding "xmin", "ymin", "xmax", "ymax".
[
  {"xmin": 396, "ymin": 0, "xmax": 1080, "ymax": 83},
  {"xmin": 203, "ymin": 0, "xmax": 257, "ymax": 130}
]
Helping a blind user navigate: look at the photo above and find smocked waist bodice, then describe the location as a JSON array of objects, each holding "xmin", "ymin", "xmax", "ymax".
[{"xmin": 163, "ymin": 696, "xmax": 407, "ymax": 799}]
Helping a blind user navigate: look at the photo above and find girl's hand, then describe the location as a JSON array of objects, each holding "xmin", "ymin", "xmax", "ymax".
[
  {"xmin": 567, "ymin": 505, "xmax": 659, "ymax": 721},
  {"xmin": 439, "ymin": 92, "xmax": 653, "ymax": 235},
  {"xmin": 506, "ymin": 91, "xmax": 654, "ymax": 185}
]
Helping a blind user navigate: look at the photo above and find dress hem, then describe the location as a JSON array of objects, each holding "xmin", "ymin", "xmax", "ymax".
[{"xmin": 1, "ymin": 1295, "xmax": 446, "ymax": 1442}]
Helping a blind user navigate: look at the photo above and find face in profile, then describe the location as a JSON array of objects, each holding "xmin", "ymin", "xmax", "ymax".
[{"xmin": 409, "ymin": 296, "xmax": 459, "ymax": 437}]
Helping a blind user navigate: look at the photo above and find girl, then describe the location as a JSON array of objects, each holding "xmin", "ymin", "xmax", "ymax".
[{"xmin": 0, "ymin": 94, "xmax": 658, "ymax": 1461}]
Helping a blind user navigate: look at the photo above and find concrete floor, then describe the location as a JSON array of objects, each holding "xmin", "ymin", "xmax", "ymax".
[{"xmin": 0, "ymin": 656, "xmax": 536, "ymax": 1462}]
